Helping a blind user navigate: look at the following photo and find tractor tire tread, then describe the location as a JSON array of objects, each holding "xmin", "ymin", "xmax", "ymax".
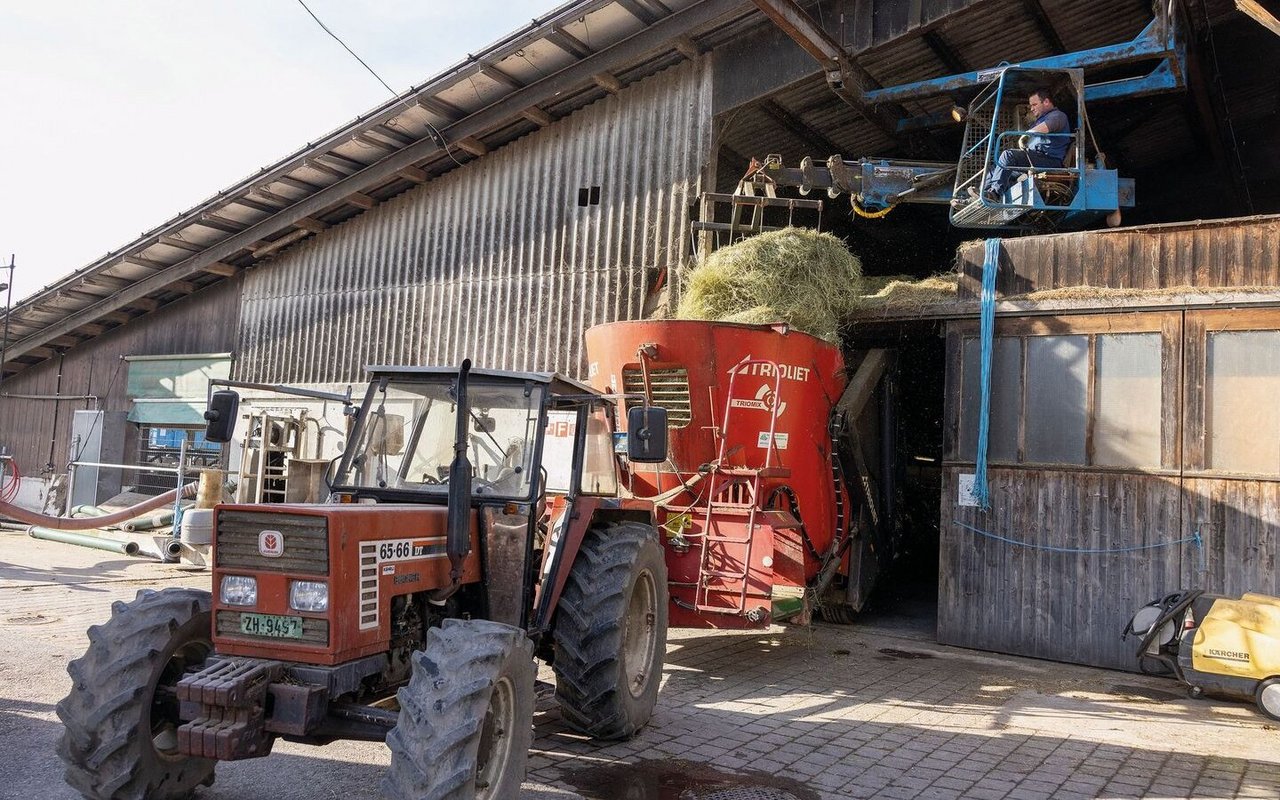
[
  {"xmin": 382, "ymin": 619, "xmax": 534, "ymax": 800},
  {"xmin": 57, "ymin": 587, "xmax": 215, "ymax": 800},
  {"xmin": 552, "ymin": 521, "xmax": 667, "ymax": 740}
]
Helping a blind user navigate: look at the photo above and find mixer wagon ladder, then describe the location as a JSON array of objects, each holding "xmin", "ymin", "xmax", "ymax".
[{"xmin": 695, "ymin": 359, "xmax": 799, "ymax": 617}]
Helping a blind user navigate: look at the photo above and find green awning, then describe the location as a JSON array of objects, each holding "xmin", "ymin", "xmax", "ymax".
[
  {"xmin": 126, "ymin": 400, "xmax": 207, "ymax": 426},
  {"xmin": 125, "ymin": 354, "xmax": 232, "ymax": 426}
]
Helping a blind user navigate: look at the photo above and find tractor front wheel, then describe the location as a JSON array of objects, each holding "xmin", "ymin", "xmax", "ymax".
[
  {"xmin": 553, "ymin": 521, "xmax": 668, "ymax": 739},
  {"xmin": 383, "ymin": 619, "xmax": 535, "ymax": 800},
  {"xmin": 57, "ymin": 588, "xmax": 216, "ymax": 800}
]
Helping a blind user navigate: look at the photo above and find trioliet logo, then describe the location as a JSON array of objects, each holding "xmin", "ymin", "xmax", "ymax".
[{"xmin": 258, "ymin": 530, "xmax": 284, "ymax": 558}]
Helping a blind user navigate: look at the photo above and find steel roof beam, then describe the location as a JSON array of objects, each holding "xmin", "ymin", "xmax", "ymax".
[
  {"xmin": 1022, "ymin": 0, "xmax": 1066, "ymax": 53},
  {"xmin": 3, "ymin": 0, "xmax": 752, "ymax": 366},
  {"xmin": 758, "ymin": 99, "xmax": 844, "ymax": 156}
]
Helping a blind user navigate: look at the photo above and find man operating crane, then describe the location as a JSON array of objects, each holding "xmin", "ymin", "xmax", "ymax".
[{"xmin": 980, "ymin": 87, "xmax": 1073, "ymax": 201}]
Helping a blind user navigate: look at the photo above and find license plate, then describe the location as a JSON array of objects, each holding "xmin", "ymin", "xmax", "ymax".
[{"xmin": 239, "ymin": 612, "xmax": 303, "ymax": 639}]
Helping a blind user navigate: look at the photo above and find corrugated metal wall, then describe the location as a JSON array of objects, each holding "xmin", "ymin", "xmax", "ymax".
[
  {"xmin": 0, "ymin": 279, "xmax": 243, "ymax": 475},
  {"xmin": 237, "ymin": 59, "xmax": 712, "ymax": 385}
]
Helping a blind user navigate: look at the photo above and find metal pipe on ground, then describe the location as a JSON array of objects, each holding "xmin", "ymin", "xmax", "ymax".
[
  {"xmin": 27, "ymin": 527, "xmax": 141, "ymax": 557},
  {"xmin": 0, "ymin": 482, "xmax": 197, "ymax": 530}
]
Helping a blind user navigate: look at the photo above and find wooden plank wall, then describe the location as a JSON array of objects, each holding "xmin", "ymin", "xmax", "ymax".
[
  {"xmin": 956, "ymin": 215, "xmax": 1280, "ymax": 298},
  {"xmin": 940, "ymin": 467, "xmax": 1184, "ymax": 671},
  {"xmin": 0, "ymin": 279, "xmax": 243, "ymax": 478},
  {"xmin": 1183, "ymin": 479, "xmax": 1280, "ymax": 598}
]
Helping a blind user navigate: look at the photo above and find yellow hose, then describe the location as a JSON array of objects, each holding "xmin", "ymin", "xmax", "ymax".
[{"xmin": 851, "ymin": 197, "xmax": 896, "ymax": 219}]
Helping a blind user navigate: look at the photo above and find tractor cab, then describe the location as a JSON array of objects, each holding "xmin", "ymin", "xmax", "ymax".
[{"xmin": 950, "ymin": 66, "xmax": 1135, "ymax": 230}]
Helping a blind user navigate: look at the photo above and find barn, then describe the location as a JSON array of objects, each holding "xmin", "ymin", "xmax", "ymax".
[{"xmin": 1, "ymin": 0, "xmax": 1277, "ymax": 671}]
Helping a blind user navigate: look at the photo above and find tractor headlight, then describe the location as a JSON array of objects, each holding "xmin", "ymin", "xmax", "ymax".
[
  {"xmin": 220, "ymin": 575, "xmax": 258, "ymax": 607},
  {"xmin": 289, "ymin": 580, "xmax": 329, "ymax": 613}
]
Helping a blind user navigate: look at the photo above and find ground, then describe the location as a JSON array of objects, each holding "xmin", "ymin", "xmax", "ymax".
[{"xmin": 1, "ymin": 529, "xmax": 1277, "ymax": 800}]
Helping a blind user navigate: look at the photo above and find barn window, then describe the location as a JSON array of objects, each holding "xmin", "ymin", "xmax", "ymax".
[
  {"xmin": 959, "ymin": 326, "xmax": 1165, "ymax": 469},
  {"xmin": 1206, "ymin": 330, "xmax": 1280, "ymax": 474}
]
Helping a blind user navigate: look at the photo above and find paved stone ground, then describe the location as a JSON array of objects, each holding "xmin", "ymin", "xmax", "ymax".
[{"xmin": 2, "ymin": 528, "xmax": 1278, "ymax": 800}]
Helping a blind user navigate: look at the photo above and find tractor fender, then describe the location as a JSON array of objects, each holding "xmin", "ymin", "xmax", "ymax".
[{"xmin": 532, "ymin": 496, "xmax": 655, "ymax": 632}]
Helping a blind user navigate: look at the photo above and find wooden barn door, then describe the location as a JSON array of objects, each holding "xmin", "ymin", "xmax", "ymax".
[{"xmin": 1182, "ymin": 309, "xmax": 1280, "ymax": 597}]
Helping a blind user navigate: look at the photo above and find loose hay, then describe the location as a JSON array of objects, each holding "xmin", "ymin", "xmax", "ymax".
[{"xmin": 677, "ymin": 228, "xmax": 864, "ymax": 342}]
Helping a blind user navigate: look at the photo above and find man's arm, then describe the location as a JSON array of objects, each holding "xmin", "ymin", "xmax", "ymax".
[{"xmin": 1029, "ymin": 108, "xmax": 1069, "ymax": 134}]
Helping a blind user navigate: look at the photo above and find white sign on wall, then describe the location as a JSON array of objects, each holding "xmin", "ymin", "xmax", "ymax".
[{"xmin": 957, "ymin": 473, "xmax": 979, "ymax": 507}]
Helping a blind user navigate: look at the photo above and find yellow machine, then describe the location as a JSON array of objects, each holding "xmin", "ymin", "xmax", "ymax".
[{"xmin": 1125, "ymin": 590, "xmax": 1280, "ymax": 720}]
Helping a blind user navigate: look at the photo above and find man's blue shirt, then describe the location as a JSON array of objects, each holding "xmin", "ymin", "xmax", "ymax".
[{"xmin": 1028, "ymin": 108, "xmax": 1071, "ymax": 164}]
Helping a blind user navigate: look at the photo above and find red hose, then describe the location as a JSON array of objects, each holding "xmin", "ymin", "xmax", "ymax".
[
  {"xmin": 0, "ymin": 482, "xmax": 198, "ymax": 531},
  {"xmin": 0, "ymin": 458, "xmax": 18, "ymax": 504}
]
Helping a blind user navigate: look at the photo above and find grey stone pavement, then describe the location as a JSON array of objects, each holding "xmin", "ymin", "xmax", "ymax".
[{"xmin": 2, "ymin": 528, "xmax": 1278, "ymax": 800}]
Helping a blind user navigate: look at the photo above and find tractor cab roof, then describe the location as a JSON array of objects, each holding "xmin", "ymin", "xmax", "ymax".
[{"xmin": 365, "ymin": 365, "xmax": 601, "ymax": 400}]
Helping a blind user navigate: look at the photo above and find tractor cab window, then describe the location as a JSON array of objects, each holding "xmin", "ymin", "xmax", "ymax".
[
  {"xmin": 340, "ymin": 378, "xmax": 544, "ymax": 500},
  {"xmin": 540, "ymin": 405, "xmax": 619, "ymax": 496}
]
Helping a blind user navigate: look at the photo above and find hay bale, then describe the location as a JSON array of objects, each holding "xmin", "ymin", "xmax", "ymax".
[
  {"xmin": 853, "ymin": 274, "xmax": 960, "ymax": 314},
  {"xmin": 677, "ymin": 228, "xmax": 864, "ymax": 341}
]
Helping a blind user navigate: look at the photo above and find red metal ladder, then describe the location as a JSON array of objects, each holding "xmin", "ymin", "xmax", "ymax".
[{"xmin": 694, "ymin": 358, "xmax": 796, "ymax": 616}]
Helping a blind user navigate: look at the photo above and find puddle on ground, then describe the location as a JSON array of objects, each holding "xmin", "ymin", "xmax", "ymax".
[
  {"xmin": 562, "ymin": 758, "xmax": 819, "ymax": 800},
  {"xmin": 1109, "ymin": 684, "xmax": 1184, "ymax": 703},
  {"xmin": 875, "ymin": 648, "xmax": 934, "ymax": 660}
]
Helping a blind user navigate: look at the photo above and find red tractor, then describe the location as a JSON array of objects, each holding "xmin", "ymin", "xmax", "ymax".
[{"xmin": 58, "ymin": 362, "xmax": 671, "ymax": 799}]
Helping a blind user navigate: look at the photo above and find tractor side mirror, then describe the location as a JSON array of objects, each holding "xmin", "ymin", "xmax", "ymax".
[
  {"xmin": 473, "ymin": 412, "xmax": 497, "ymax": 434},
  {"xmin": 626, "ymin": 405, "xmax": 669, "ymax": 463},
  {"xmin": 204, "ymin": 390, "xmax": 240, "ymax": 444}
]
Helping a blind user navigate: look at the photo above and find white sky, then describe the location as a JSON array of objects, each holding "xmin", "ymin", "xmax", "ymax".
[{"xmin": 0, "ymin": 0, "xmax": 549, "ymax": 303}]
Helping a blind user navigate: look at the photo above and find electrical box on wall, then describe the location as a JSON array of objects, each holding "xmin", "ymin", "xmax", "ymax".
[{"xmin": 69, "ymin": 410, "xmax": 129, "ymax": 508}]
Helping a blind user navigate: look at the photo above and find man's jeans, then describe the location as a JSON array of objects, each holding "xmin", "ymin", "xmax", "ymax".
[{"xmin": 983, "ymin": 149, "xmax": 1063, "ymax": 199}]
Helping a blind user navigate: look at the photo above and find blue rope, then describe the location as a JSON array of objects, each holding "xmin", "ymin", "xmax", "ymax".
[
  {"xmin": 954, "ymin": 520, "xmax": 1204, "ymax": 555},
  {"xmin": 972, "ymin": 238, "xmax": 1000, "ymax": 510}
]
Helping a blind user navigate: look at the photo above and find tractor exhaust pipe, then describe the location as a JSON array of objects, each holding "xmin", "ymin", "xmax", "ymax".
[{"xmin": 443, "ymin": 358, "xmax": 473, "ymax": 590}]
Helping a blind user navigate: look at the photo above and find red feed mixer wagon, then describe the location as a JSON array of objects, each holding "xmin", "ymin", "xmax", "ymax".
[{"xmin": 586, "ymin": 319, "xmax": 889, "ymax": 628}]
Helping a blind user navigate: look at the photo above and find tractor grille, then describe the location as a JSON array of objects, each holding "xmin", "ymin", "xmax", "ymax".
[
  {"xmin": 215, "ymin": 511, "xmax": 329, "ymax": 575},
  {"xmin": 623, "ymin": 366, "xmax": 691, "ymax": 428},
  {"xmin": 216, "ymin": 611, "xmax": 330, "ymax": 646}
]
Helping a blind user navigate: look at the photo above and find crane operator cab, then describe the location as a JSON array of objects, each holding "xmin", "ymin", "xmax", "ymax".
[{"xmin": 950, "ymin": 66, "xmax": 1135, "ymax": 230}]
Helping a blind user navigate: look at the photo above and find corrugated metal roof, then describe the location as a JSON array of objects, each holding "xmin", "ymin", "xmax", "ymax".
[{"xmin": 0, "ymin": 0, "xmax": 757, "ymax": 378}]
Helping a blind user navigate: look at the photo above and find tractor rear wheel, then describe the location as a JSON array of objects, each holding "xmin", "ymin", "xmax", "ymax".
[
  {"xmin": 383, "ymin": 619, "xmax": 535, "ymax": 800},
  {"xmin": 553, "ymin": 521, "xmax": 668, "ymax": 739},
  {"xmin": 57, "ymin": 588, "xmax": 216, "ymax": 800}
]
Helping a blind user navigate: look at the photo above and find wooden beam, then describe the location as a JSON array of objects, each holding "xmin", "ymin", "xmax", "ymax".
[
  {"xmin": 416, "ymin": 96, "xmax": 466, "ymax": 122},
  {"xmin": 50, "ymin": 335, "xmax": 82, "ymax": 348},
  {"xmin": 922, "ymin": 30, "xmax": 968, "ymax": 74},
  {"xmin": 275, "ymin": 175, "xmax": 322, "ymax": 193},
  {"xmin": 312, "ymin": 152, "xmax": 367, "ymax": 173},
  {"xmin": 593, "ymin": 72, "xmax": 624, "ymax": 94},
  {"xmin": 758, "ymin": 99, "xmax": 845, "ymax": 156},
  {"xmin": 362, "ymin": 126, "xmax": 415, "ymax": 147},
  {"xmin": 548, "ymin": 25, "xmax": 593, "ymax": 59},
  {"xmin": 102, "ymin": 311, "xmax": 133, "ymax": 324},
  {"xmin": 345, "ymin": 192, "xmax": 377, "ymax": 210},
  {"xmin": 1022, "ymin": 0, "xmax": 1066, "ymax": 52},
  {"xmin": 77, "ymin": 323, "xmax": 106, "ymax": 336},
  {"xmin": 304, "ymin": 157, "xmax": 353, "ymax": 179},
  {"xmin": 1236, "ymin": 1, "xmax": 1280, "ymax": 36},
  {"xmin": 617, "ymin": 0, "xmax": 660, "ymax": 24},
  {"xmin": 25, "ymin": 346, "xmax": 56, "ymax": 360},
  {"xmin": 249, "ymin": 229, "xmax": 311, "ymax": 258},
  {"xmin": 120, "ymin": 255, "xmax": 169, "ymax": 272},
  {"xmin": 477, "ymin": 62, "xmax": 523, "ymax": 91},
  {"xmin": 835, "ymin": 349, "xmax": 889, "ymax": 421},
  {"xmin": 167, "ymin": 281, "xmax": 197, "ymax": 295},
  {"xmin": 200, "ymin": 261, "xmax": 239, "ymax": 277},
  {"xmin": 252, "ymin": 187, "xmax": 294, "ymax": 207},
  {"xmin": 129, "ymin": 298, "xmax": 159, "ymax": 312},
  {"xmin": 455, "ymin": 137, "xmax": 489, "ymax": 157},
  {"xmin": 673, "ymin": 34, "xmax": 701, "ymax": 61},
  {"xmin": 521, "ymin": 106, "xmax": 556, "ymax": 127},
  {"xmin": 230, "ymin": 195, "xmax": 280, "ymax": 215},
  {"xmin": 157, "ymin": 235, "xmax": 204, "ymax": 253},
  {"xmin": 197, "ymin": 213, "xmax": 249, "ymax": 234},
  {"xmin": 293, "ymin": 217, "xmax": 328, "ymax": 234},
  {"xmin": 397, "ymin": 166, "xmax": 428, "ymax": 183},
  {"xmin": 353, "ymin": 132, "xmax": 398, "ymax": 153}
]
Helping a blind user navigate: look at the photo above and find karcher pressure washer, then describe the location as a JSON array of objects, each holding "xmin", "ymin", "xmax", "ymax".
[{"xmin": 1125, "ymin": 590, "xmax": 1280, "ymax": 720}]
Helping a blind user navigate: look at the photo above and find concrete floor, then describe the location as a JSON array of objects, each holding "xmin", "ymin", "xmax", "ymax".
[{"xmin": 2, "ymin": 529, "xmax": 1278, "ymax": 800}]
